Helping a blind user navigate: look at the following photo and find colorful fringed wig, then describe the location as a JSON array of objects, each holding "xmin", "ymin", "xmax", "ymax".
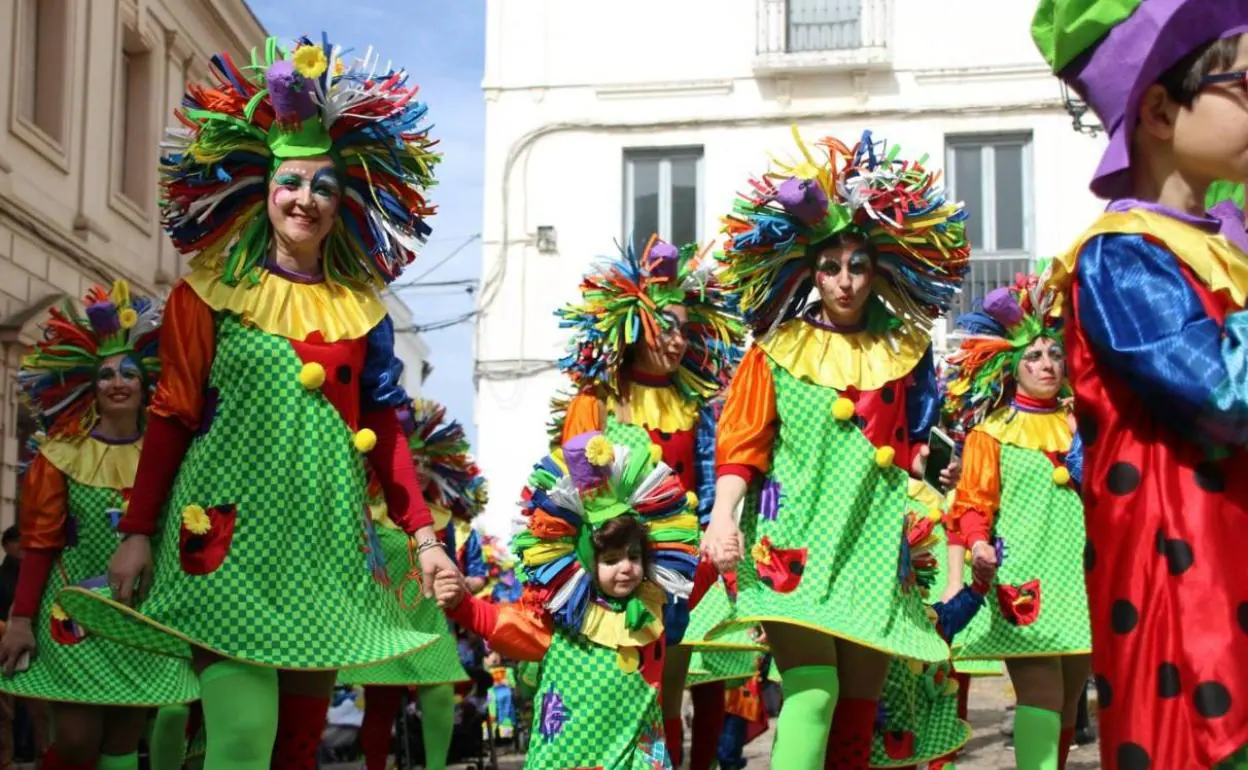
[
  {"xmin": 511, "ymin": 430, "xmax": 700, "ymax": 635},
  {"xmin": 719, "ymin": 127, "xmax": 970, "ymax": 338},
  {"xmin": 17, "ymin": 281, "xmax": 161, "ymax": 438},
  {"xmin": 161, "ymin": 35, "xmax": 438, "ymax": 288},
  {"xmin": 404, "ymin": 398, "xmax": 482, "ymax": 524},
  {"xmin": 555, "ymin": 237, "xmax": 743, "ymax": 403},
  {"xmin": 941, "ymin": 274, "xmax": 1064, "ymax": 435}
]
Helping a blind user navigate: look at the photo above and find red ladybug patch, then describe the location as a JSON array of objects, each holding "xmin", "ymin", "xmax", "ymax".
[{"xmin": 996, "ymin": 580, "xmax": 1042, "ymax": 626}]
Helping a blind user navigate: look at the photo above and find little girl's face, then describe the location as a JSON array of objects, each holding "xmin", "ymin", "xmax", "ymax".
[{"xmin": 595, "ymin": 546, "xmax": 644, "ymax": 599}]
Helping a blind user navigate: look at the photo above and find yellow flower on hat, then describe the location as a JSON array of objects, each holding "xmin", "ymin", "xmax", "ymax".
[
  {"xmin": 182, "ymin": 504, "xmax": 211, "ymax": 535},
  {"xmin": 118, "ymin": 308, "xmax": 138, "ymax": 329},
  {"xmin": 585, "ymin": 435, "xmax": 614, "ymax": 467},
  {"xmin": 292, "ymin": 45, "xmax": 328, "ymax": 79}
]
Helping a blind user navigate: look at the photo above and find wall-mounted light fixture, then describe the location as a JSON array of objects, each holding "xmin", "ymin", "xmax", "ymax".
[
  {"xmin": 536, "ymin": 226, "xmax": 557, "ymax": 254},
  {"xmin": 1060, "ymin": 82, "xmax": 1103, "ymax": 137}
]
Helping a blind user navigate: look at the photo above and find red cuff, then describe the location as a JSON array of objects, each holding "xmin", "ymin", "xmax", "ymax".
[
  {"xmin": 362, "ymin": 408, "xmax": 433, "ymax": 534},
  {"xmin": 970, "ymin": 578, "xmax": 991, "ymax": 596},
  {"xmin": 689, "ymin": 558, "xmax": 719, "ymax": 610},
  {"xmin": 121, "ymin": 414, "xmax": 193, "ymax": 536},
  {"xmin": 11, "ymin": 549, "xmax": 57, "ymax": 618},
  {"xmin": 448, "ymin": 593, "xmax": 499, "ymax": 638},
  {"xmin": 943, "ymin": 525, "xmax": 967, "ymax": 547},
  {"xmin": 956, "ymin": 510, "xmax": 990, "ymax": 550},
  {"xmin": 716, "ymin": 464, "xmax": 758, "ymax": 485}
]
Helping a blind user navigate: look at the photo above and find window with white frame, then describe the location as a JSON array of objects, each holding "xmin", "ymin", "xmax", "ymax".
[
  {"xmin": 945, "ymin": 134, "xmax": 1034, "ymax": 316},
  {"xmin": 623, "ymin": 148, "xmax": 702, "ymax": 250}
]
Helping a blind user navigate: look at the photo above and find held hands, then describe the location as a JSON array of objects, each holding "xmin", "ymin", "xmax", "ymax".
[
  {"xmin": 911, "ymin": 445, "xmax": 962, "ymax": 489},
  {"xmin": 969, "ymin": 540, "xmax": 998, "ymax": 585},
  {"xmin": 417, "ymin": 542, "xmax": 463, "ymax": 609},
  {"xmin": 0, "ymin": 617, "xmax": 35, "ymax": 678},
  {"xmin": 108, "ymin": 535, "xmax": 154, "ymax": 606},
  {"xmin": 701, "ymin": 511, "xmax": 744, "ymax": 574},
  {"xmin": 432, "ymin": 568, "xmax": 467, "ymax": 611}
]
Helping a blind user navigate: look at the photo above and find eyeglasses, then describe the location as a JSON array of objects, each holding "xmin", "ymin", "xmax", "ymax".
[{"xmin": 1199, "ymin": 70, "xmax": 1248, "ymax": 90}]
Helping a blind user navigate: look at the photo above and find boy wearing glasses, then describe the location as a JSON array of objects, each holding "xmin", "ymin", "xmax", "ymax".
[{"xmin": 1035, "ymin": 1, "xmax": 1248, "ymax": 768}]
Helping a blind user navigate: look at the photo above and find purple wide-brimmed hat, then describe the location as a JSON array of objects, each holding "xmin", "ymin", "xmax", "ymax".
[{"xmin": 1056, "ymin": 0, "xmax": 1248, "ymax": 199}]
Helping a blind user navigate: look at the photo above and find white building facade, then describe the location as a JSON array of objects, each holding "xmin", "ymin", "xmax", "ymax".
[{"xmin": 474, "ymin": 0, "xmax": 1108, "ymax": 535}]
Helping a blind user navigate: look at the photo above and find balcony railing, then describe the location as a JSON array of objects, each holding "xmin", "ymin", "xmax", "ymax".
[
  {"xmin": 755, "ymin": 0, "xmax": 892, "ymax": 74},
  {"xmin": 951, "ymin": 256, "xmax": 1034, "ymax": 318}
]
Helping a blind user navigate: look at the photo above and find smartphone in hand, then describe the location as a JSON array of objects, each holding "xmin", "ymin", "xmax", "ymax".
[{"xmin": 924, "ymin": 427, "xmax": 957, "ymax": 492}]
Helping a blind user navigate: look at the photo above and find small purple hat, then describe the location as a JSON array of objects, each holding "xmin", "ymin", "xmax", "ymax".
[
  {"xmin": 644, "ymin": 239, "xmax": 680, "ymax": 281},
  {"xmin": 562, "ymin": 431, "xmax": 613, "ymax": 491},
  {"xmin": 1060, "ymin": 0, "xmax": 1248, "ymax": 199},
  {"xmin": 982, "ymin": 287, "xmax": 1025, "ymax": 329},
  {"xmin": 266, "ymin": 60, "xmax": 319, "ymax": 128},
  {"xmin": 776, "ymin": 177, "xmax": 830, "ymax": 225}
]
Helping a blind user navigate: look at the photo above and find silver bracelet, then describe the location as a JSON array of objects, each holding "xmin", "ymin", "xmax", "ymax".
[{"xmin": 414, "ymin": 537, "xmax": 442, "ymax": 555}]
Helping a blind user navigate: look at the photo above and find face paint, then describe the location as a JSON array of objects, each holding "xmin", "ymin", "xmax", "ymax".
[
  {"xmin": 816, "ymin": 248, "xmax": 872, "ymax": 277},
  {"xmin": 272, "ymin": 168, "xmax": 341, "ymax": 206},
  {"xmin": 97, "ymin": 358, "xmax": 143, "ymax": 384}
]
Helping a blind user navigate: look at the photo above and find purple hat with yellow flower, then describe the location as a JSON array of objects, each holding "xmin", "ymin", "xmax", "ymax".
[{"xmin": 1033, "ymin": 0, "xmax": 1248, "ymax": 199}]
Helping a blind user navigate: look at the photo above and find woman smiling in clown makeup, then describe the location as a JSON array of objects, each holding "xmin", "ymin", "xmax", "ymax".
[{"xmin": 56, "ymin": 36, "xmax": 462, "ymax": 770}]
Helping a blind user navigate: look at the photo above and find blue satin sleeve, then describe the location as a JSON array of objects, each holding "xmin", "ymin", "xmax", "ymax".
[
  {"xmin": 361, "ymin": 315, "xmax": 410, "ymax": 412},
  {"xmin": 1077, "ymin": 234, "xmax": 1248, "ymax": 446},
  {"xmin": 1066, "ymin": 430, "xmax": 1085, "ymax": 489},
  {"xmin": 463, "ymin": 529, "xmax": 487, "ymax": 578},
  {"xmin": 906, "ymin": 345, "xmax": 939, "ymax": 443},
  {"xmin": 694, "ymin": 402, "xmax": 718, "ymax": 527},
  {"xmin": 931, "ymin": 585, "xmax": 986, "ymax": 642}
]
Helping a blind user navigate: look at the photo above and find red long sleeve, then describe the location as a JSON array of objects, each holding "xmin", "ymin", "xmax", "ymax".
[
  {"xmin": 448, "ymin": 592, "xmax": 500, "ymax": 638},
  {"xmin": 119, "ymin": 414, "xmax": 193, "ymax": 536},
  {"xmin": 688, "ymin": 559, "xmax": 719, "ymax": 611},
  {"xmin": 362, "ymin": 407, "xmax": 433, "ymax": 534},
  {"xmin": 11, "ymin": 549, "xmax": 57, "ymax": 619}
]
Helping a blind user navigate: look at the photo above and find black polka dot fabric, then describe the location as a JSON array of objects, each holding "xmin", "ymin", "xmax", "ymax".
[
  {"xmin": 1111, "ymin": 600, "xmax": 1139, "ymax": 634},
  {"xmin": 1106, "ymin": 462, "xmax": 1141, "ymax": 495},
  {"xmin": 1117, "ymin": 742, "xmax": 1151, "ymax": 769},
  {"xmin": 1162, "ymin": 539, "xmax": 1194, "ymax": 576},
  {"xmin": 1157, "ymin": 663, "xmax": 1181, "ymax": 699},
  {"xmin": 1193, "ymin": 681, "xmax": 1232, "ymax": 719}
]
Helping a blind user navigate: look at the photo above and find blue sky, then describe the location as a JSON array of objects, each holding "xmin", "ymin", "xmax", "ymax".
[{"xmin": 249, "ymin": 0, "xmax": 485, "ymax": 444}]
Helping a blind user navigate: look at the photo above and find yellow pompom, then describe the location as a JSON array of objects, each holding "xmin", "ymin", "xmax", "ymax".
[
  {"xmin": 292, "ymin": 45, "xmax": 328, "ymax": 78},
  {"xmin": 831, "ymin": 397, "xmax": 856, "ymax": 422},
  {"xmin": 685, "ymin": 491, "xmax": 699, "ymax": 510},
  {"xmin": 118, "ymin": 308, "xmax": 138, "ymax": 329},
  {"xmin": 354, "ymin": 428, "xmax": 377, "ymax": 454},
  {"xmin": 649, "ymin": 444, "xmax": 663, "ymax": 465},
  {"xmin": 50, "ymin": 603, "xmax": 68, "ymax": 621},
  {"xmin": 585, "ymin": 435, "xmax": 615, "ymax": 467},
  {"xmin": 299, "ymin": 362, "xmax": 326, "ymax": 390},
  {"xmin": 875, "ymin": 445, "xmax": 896, "ymax": 468},
  {"xmin": 1052, "ymin": 466, "xmax": 1071, "ymax": 486},
  {"xmin": 181, "ymin": 504, "xmax": 211, "ymax": 535},
  {"xmin": 926, "ymin": 507, "xmax": 943, "ymax": 523}
]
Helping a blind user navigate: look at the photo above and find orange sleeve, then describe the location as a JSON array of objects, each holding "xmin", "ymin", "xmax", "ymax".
[
  {"xmin": 715, "ymin": 346, "xmax": 778, "ymax": 478},
  {"xmin": 948, "ymin": 430, "xmax": 1002, "ymax": 546},
  {"xmin": 18, "ymin": 454, "xmax": 68, "ymax": 551},
  {"xmin": 449, "ymin": 590, "xmax": 553, "ymax": 662},
  {"xmin": 149, "ymin": 281, "xmax": 216, "ymax": 431},
  {"xmin": 561, "ymin": 391, "xmax": 605, "ymax": 444}
]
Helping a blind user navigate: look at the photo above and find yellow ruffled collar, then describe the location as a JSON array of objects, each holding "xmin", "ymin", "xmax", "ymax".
[
  {"xmin": 1050, "ymin": 209, "xmax": 1248, "ymax": 307},
  {"xmin": 579, "ymin": 580, "xmax": 666, "ymax": 650},
  {"xmin": 185, "ymin": 266, "xmax": 386, "ymax": 343},
  {"xmin": 40, "ymin": 436, "xmax": 142, "ymax": 490},
  {"xmin": 758, "ymin": 316, "xmax": 929, "ymax": 391},
  {"xmin": 606, "ymin": 380, "xmax": 699, "ymax": 433},
  {"xmin": 976, "ymin": 405, "xmax": 1073, "ymax": 453}
]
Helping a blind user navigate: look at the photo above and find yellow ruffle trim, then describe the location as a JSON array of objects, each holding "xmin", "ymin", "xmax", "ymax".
[
  {"xmin": 40, "ymin": 436, "xmax": 142, "ymax": 490},
  {"xmin": 579, "ymin": 581, "xmax": 666, "ymax": 650},
  {"xmin": 607, "ymin": 380, "xmax": 699, "ymax": 433},
  {"xmin": 906, "ymin": 478, "xmax": 945, "ymax": 512},
  {"xmin": 759, "ymin": 318, "xmax": 929, "ymax": 391},
  {"xmin": 1050, "ymin": 209, "xmax": 1248, "ymax": 306},
  {"xmin": 185, "ymin": 267, "xmax": 386, "ymax": 343},
  {"xmin": 975, "ymin": 406, "xmax": 1073, "ymax": 453}
]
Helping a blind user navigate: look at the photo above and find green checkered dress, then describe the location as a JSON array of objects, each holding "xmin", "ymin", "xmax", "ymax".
[
  {"xmin": 710, "ymin": 363, "xmax": 947, "ymax": 664},
  {"xmin": 603, "ymin": 416, "xmax": 760, "ymax": 687},
  {"xmin": 954, "ymin": 442, "xmax": 1092, "ymax": 660},
  {"xmin": 338, "ymin": 524, "xmax": 467, "ymax": 686},
  {"xmin": 58, "ymin": 315, "xmax": 437, "ymax": 669},
  {"xmin": 928, "ymin": 523, "xmax": 1003, "ymax": 677},
  {"xmin": 0, "ymin": 448, "xmax": 198, "ymax": 705},
  {"xmin": 527, "ymin": 631, "xmax": 670, "ymax": 770}
]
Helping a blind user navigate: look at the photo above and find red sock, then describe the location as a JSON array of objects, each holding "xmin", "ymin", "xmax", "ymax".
[
  {"xmin": 1058, "ymin": 727, "xmax": 1075, "ymax": 770},
  {"xmin": 41, "ymin": 747, "xmax": 95, "ymax": 770},
  {"xmin": 824, "ymin": 697, "xmax": 876, "ymax": 770},
  {"xmin": 270, "ymin": 692, "xmax": 330, "ymax": 770},
  {"xmin": 664, "ymin": 716, "xmax": 684, "ymax": 767},
  {"xmin": 360, "ymin": 686, "xmax": 405, "ymax": 770},
  {"xmin": 689, "ymin": 682, "xmax": 726, "ymax": 770},
  {"xmin": 954, "ymin": 672, "xmax": 971, "ymax": 720}
]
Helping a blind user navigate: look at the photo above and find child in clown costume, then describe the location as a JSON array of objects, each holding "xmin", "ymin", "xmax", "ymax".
[
  {"xmin": 943, "ymin": 276, "xmax": 1091, "ymax": 770},
  {"xmin": 1035, "ymin": 1, "xmax": 1248, "ymax": 766},
  {"xmin": 702, "ymin": 127, "xmax": 969, "ymax": 769},
  {"xmin": 341, "ymin": 399, "xmax": 485, "ymax": 770},
  {"xmin": 57, "ymin": 36, "xmax": 460, "ymax": 770},
  {"xmin": 438, "ymin": 430, "xmax": 706, "ymax": 769},
  {"xmin": 553, "ymin": 236, "xmax": 756, "ymax": 770},
  {"xmin": 0, "ymin": 284, "xmax": 197, "ymax": 770}
]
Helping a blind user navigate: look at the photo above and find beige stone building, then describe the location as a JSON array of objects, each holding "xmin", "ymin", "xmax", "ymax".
[{"xmin": 0, "ymin": 0, "xmax": 266, "ymax": 527}]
